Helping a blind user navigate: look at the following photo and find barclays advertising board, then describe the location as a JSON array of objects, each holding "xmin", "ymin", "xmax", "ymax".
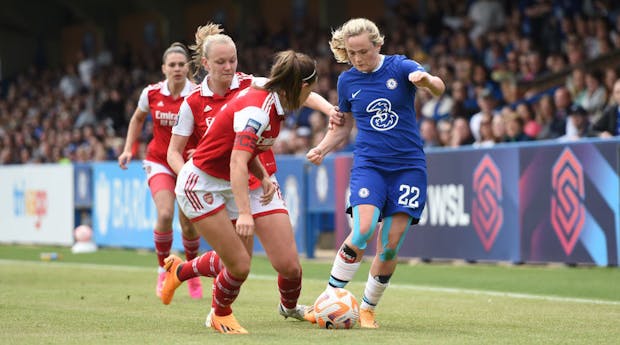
[{"xmin": 91, "ymin": 161, "xmax": 185, "ymax": 250}]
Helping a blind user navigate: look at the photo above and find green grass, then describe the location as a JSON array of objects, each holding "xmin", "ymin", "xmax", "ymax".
[{"xmin": 0, "ymin": 244, "xmax": 619, "ymax": 345}]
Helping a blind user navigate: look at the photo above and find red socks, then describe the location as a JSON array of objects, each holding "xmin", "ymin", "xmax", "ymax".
[
  {"xmin": 213, "ymin": 268, "xmax": 246, "ymax": 316},
  {"xmin": 182, "ymin": 234, "xmax": 201, "ymax": 261},
  {"xmin": 153, "ymin": 230, "xmax": 173, "ymax": 267},
  {"xmin": 278, "ymin": 273, "xmax": 302, "ymax": 309},
  {"xmin": 178, "ymin": 250, "xmax": 222, "ymax": 281}
]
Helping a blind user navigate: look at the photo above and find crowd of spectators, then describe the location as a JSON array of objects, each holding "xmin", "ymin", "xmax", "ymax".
[{"xmin": 2, "ymin": 0, "xmax": 620, "ymax": 165}]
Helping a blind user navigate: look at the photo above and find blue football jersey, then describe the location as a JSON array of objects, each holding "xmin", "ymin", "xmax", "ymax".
[{"xmin": 337, "ymin": 55, "xmax": 426, "ymax": 170}]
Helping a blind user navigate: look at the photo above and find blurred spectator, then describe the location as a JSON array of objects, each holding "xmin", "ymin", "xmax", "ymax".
[
  {"xmin": 272, "ymin": 129, "xmax": 293, "ymax": 155},
  {"xmin": 308, "ymin": 110, "xmax": 328, "ymax": 134},
  {"xmin": 603, "ymin": 66, "xmax": 619, "ymax": 105},
  {"xmin": 586, "ymin": 16, "xmax": 612, "ymax": 59},
  {"xmin": 420, "ymin": 88, "xmax": 454, "ymax": 122},
  {"xmin": 553, "ymin": 86, "xmax": 575, "ymax": 136},
  {"xmin": 566, "ymin": 65, "xmax": 586, "ymax": 100},
  {"xmin": 611, "ymin": 12, "xmax": 620, "ymax": 47},
  {"xmin": 558, "ymin": 104, "xmax": 597, "ymax": 141},
  {"xmin": 593, "ymin": 78, "xmax": 620, "ymax": 137},
  {"xmin": 469, "ymin": 87, "xmax": 500, "ymax": 142},
  {"xmin": 77, "ymin": 51, "xmax": 96, "ymax": 89},
  {"xmin": 437, "ymin": 119, "xmax": 453, "ymax": 147},
  {"xmin": 97, "ymin": 89, "xmax": 127, "ymax": 134},
  {"xmin": 484, "ymin": 41, "xmax": 506, "ymax": 72},
  {"xmin": 467, "ymin": 0, "xmax": 506, "ymax": 41},
  {"xmin": 503, "ymin": 110, "xmax": 533, "ymax": 142},
  {"xmin": 505, "ymin": 50, "xmax": 520, "ymax": 78},
  {"xmin": 521, "ymin": 0, "xmax": 553, "ymax": 52},
  {"xmin": 545, "ymin": 51, "xmax": 567, "ymax": 73},
  {"xmin": 74, "ymin": 98, "xmax": 97, "ymax": 128},
  {"xmin": 59, "ymin": 64, "xmax": 82, "ymax": 99},
  {"xmin": 498, "ymin": 76, "xmax": 519, "ymax": 104},
  {"xmin": 565, "ymin": 35, "xmax": 587, "ymax": 65},
  {"xmin": 450, "ymin": 80, "xmax": 477, "ymax": 118},
  {"xmin": 291, "ymin": 126, "xmax": 312, "ymax": 155},
  {"xmin": 580, "ymin": 69, "xmax": 607, "ymax": 122},
  {"xmin": 450, "ymin": 117, "xmax": 475, "ymax": 147},
  {"xmin": 515, "ymin": 102, "xmax": 541, "ymax": 138},
  {"xmin": 535, "ymin": 93, "xmax": 563, "ymax": 139},
  {"xmin": 472, "ymin": 63, "xmax": 501, "ymax": 101},
  {"xmin": 473, "ymin": 113, "xmax": 496, "ymax": 148},
  {"xmin": 492, "ymin": 110, "xmax": 507, "ymax": 142},
  {"xmin": 419, "ymin": 119, "xmax": 440, "ymax": 148},
  {"xmin": 525, "ymin": 50, "xmax": 547, "ymax": 80}
]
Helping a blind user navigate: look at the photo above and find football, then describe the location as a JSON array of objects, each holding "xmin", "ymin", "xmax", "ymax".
[{"xmin": 313, "ymin": 287, "xmax": 359, "ymax": 329}]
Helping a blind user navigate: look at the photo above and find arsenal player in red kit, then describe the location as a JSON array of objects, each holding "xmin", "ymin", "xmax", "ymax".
[
  {"xmin": 117, "ymin": 42, "xmax": 203, "ymax": 300},
  {"xmin": 169, "ymin": 50, "xmax": 318, "ymax": 334}
]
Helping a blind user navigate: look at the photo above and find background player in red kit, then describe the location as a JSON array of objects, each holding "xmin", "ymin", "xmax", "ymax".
[
  {"xmin": 163, "ymin": 23, "xmax": 338, "ymax": 321},
  {"xmin": 169, "ymin": 50, "xmax": 318, "ymax": 334},
  {"xmin": 117, "ymin": 42, "xmax": 203, "ymax": 299}
]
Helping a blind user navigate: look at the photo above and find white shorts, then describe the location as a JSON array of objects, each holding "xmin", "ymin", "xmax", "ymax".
[
  {"xmin": 143, "ymin": 160, "xmax": 175, "ymax": 183},
  {"xmin": 249, "ymin": 175, "xmax": 288, "ymax": 218},
  {"xmin": 175, "ymin": 160, "xmax": 288, "ymax": 222}
]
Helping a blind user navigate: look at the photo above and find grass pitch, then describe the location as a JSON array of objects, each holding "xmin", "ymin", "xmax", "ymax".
[{"xmin": 0, "ymin": 245, "xmax": 618, "ymax": 345}]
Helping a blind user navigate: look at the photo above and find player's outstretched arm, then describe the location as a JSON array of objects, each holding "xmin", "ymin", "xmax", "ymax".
[
  {"xmin": 118, "ymin": 108, "xmax": 148, "ymax": 169},
  {"xmin": 306, "ymin": 112, "xmax": 353, "ymax": 165},
  {"xmin": 408, "ymin": 71, "xmax": 445, "ymax": 97},
  {"xmin": 304, "ymin": 92, "xmax": 343, "ymax": 128}
]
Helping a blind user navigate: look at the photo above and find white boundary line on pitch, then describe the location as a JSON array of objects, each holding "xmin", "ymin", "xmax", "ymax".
[{"xmin": 2, "ymin": 259, "xmax": 619, "ymax": 306}]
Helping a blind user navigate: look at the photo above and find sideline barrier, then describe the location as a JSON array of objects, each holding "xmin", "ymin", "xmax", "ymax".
[
  {"xmin": 2, "ymin": 138, "xmax": 617, "ymax": 265},
  {"xmin": 91, "ymin": 161, "xmax": 179, "ymax": 249}
]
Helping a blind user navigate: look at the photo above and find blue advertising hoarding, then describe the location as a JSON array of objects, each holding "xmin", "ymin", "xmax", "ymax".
[
  {"xmin": 306, "ymin": 155, "xmax": 336, "ymax": 212},
  {"xmin": 90, "ymin": 159, "xmax": 309, "ymax": 256},
  {"xmin": 273, "ymin": 155, "xmax": 307, "ymax": 256},
  {"xmin": 91, "ymin": 161, "xmax": 187, "ymax": 250}
]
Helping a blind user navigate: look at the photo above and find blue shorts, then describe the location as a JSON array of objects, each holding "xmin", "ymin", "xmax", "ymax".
[{"xmin": 348, "ymin": 165, "xmax": 427, "ymax": 221}]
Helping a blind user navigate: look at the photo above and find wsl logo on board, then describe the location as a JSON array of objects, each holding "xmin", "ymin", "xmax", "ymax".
[
  {"xmin": 551, "ymin": 148, "xmax": 585, "ymax": 256},
  {"xmin": 471, "ymin": 155, "xmax": 503, "ymax": 252}
]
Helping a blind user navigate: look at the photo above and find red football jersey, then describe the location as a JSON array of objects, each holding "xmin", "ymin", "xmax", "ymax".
[
  {"xmin": 174, "ymin": 74, "xmax": 278, "ymax": 187},
  {"xmin": 191, "ymin": 83, "xmax": 284, "ymax": 181},
  {"xmin": 173, "ymin": 73, "xmax": 253, "ymax": 151},
  {"xmin": 138, "ymin": 79, "xmax": 194, "ymax": 168}
]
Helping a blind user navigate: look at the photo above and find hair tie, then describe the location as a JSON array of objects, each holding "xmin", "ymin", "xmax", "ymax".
[{"xmin": 302, "ymin": 69, "xmax": 316, "ymax": 81}]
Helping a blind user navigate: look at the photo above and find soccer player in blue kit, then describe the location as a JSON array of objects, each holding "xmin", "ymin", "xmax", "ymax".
[{"xmin": 306, "ymin": 18, "xmax": 445, "ymax": 328}]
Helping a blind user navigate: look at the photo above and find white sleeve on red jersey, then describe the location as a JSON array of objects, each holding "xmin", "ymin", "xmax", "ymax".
[
  {"xmin": 233, "ymin": 106, "xmax": 269, "ymax": 136},
  {"xmin": 172, "ymin": 99, "xmax": 194, "ymax": 136},
  {"xmin": 252, "ymin": 77, "xmax": 268, "ymax": 88},
  {"xmin": 137, "ymin": 87, "xmax": 150, "ymax": 112}
]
